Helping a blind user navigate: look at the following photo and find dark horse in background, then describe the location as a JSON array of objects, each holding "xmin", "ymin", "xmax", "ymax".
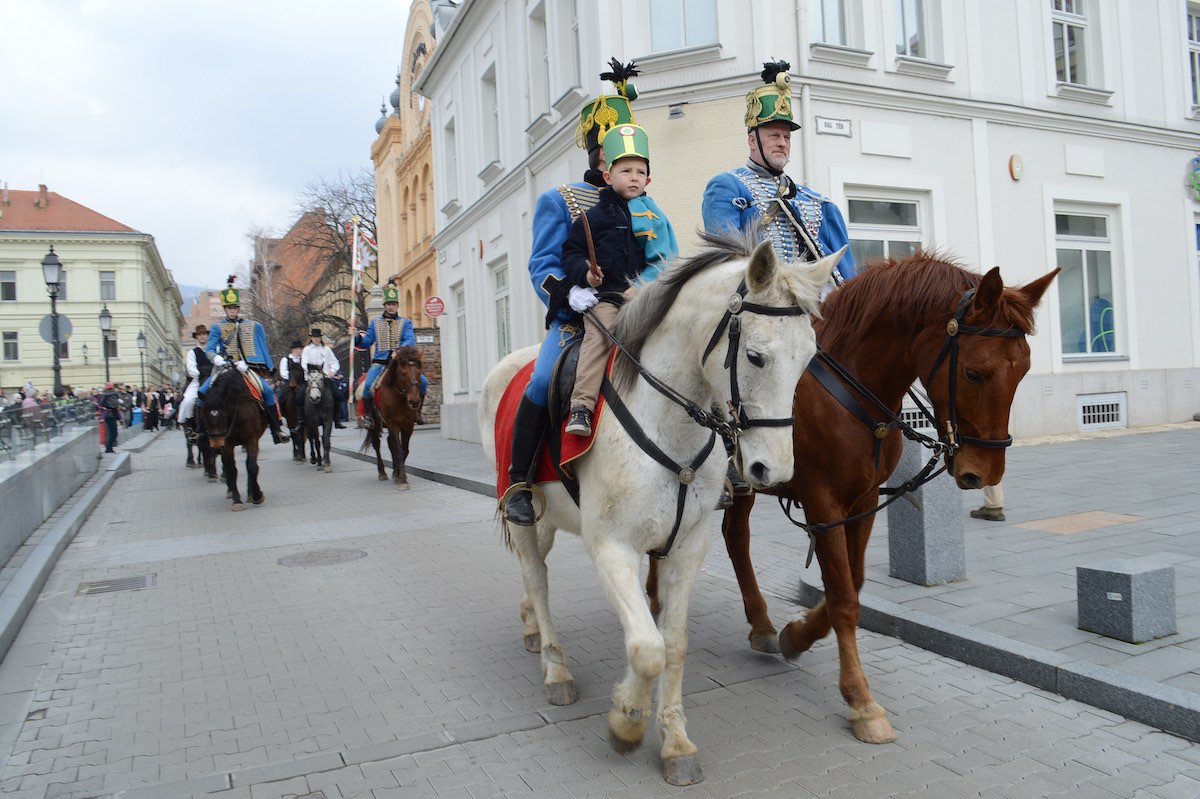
[
  {"xmin": 184, "ymin": 416, "xmax": 217, "ymax": 481},
  {"xmin": 203, "ymin": 367, "xmax": 269, "ymax": 511},
  {"xmin": 281, "ymin": 369, "xmax": 307, "ymax": 464},
  {"xmin": 361, "ymin": 345, "xmax": 423, "ymax": 489},
  {"xmin": 304, "ymin": 367, "xmax": 335, "ymax": 472},
  {"xmin": 648, "ymin": 252, "xmax": 1058, "ymax": 745}
]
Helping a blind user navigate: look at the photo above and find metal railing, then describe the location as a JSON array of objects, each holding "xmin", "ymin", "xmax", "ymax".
[{"xmin": 0, "ymin": 397, "xmax": 100, "ymax": 461}]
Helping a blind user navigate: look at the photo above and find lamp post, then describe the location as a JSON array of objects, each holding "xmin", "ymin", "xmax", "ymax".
[
  {"xmin": 136, "ymin": 331, "xmax": 147, "ymax": 388},
  {"xmin": 41, "ymin": 246, "xmax": 65, "ymax": 398},
  {"xmin": 99, "ymin": 305, "xmax": 112, "ymax": 383},
  {"xmin": 166, "ymin": 353, "xmax": 178, "ymax": 387},
  {"xmin": 155, "ymin": 345, "xmax": 165, "ymax": 385},
  {"xmin": 81, "ymin": 343, "xmax": 89, "ymax": 366}
]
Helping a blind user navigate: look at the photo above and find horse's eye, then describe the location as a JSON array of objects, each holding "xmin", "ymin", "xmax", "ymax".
[
  {"xmin": 964, "ymin": 368, "xmax": 983, "ymax": 384},
  {"xmin": 746, "ymin": 350, "xmax": 765, "ymax": 368}
]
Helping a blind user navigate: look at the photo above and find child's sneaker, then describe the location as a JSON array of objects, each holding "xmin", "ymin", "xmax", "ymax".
[{"xmin": 566, "ymin": 406, "xmax": 593, "ymax": 436}]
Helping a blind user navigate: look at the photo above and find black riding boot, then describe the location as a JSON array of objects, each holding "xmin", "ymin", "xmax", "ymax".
[
  {"xmin": 266, "ymin": 405, "xmax": 290, "ymax": 444},
  {"xmin": 360, "ymin": 395, "xmax": 374, "ymax": 430},
  {"xmin": 506, "ymin": 396, "xmax": 549, "ymax": 525},
  {"xmin": 415, "ymin": 394, "xmax": 427, "ymax": 425}
]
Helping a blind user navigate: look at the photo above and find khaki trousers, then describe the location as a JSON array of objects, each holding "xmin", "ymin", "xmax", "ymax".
[
  {"xmin": 570, "ymin": 302, "xmax": 620, "ymax": 413},
  {"xmin": 983, "ymin": 482, "xmax": 1004, "ymax": 509}
]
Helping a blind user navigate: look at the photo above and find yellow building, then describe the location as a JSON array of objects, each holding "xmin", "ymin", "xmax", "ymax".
[{"xmin": 372, "ymin": 0, "xmax": 438, "ymax": 323}]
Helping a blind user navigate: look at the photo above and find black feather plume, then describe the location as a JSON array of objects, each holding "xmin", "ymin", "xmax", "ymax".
[
  {"xmin": 599, "ymin": 57, "xmax": 639, "ymax": 84},
  {"xmin": 760, "ymin": 60, "xmax": 791, "ymax": 84},
  {"xmin": 226, "ymin": 274, "xmax": 237, "ymax": 287}
]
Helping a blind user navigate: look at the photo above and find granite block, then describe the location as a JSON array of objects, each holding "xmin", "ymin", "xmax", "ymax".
[
  {"xmin": 886, "ymin": 439, "xmax": 966, "ymax": 586},
  {"xmin": 1077, "ymin": 560, "xmax": 1176, "ymax": 644}
]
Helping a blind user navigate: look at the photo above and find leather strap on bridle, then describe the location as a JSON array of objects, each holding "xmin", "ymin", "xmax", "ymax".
[{"xmin": 602, "ymin": 375, "xmax": 717, "ymax": 560}]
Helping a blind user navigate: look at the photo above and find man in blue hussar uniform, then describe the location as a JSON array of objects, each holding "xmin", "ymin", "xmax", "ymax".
[
  {"xmin": 702, "ymin": 60, "xmax": 855, "ymax": 281},
  {"xmin": 200, "ymin": 278, "xmax": 289, "ymax": 444},
  {"xmin": 352, "ymin": 282, "xmax": 428, "ymax": 427},
  {"xmin": 701, "ymin": 60, "xmax": 856, "ymax": 502},
  {"xmin": 503, "ymin": 58, "xmax": 678, "ymax": 525}
]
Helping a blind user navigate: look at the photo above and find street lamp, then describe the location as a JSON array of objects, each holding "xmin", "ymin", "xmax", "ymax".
[
  {"xmin": 81, "ymin": 343, "xmax": 89, "ymax": 366},
  {"xmin": 99, "ymin": 305, "xmax": 112, "ymax": 383},
  {"xmin": 166, "ymin": 353, "xmax": 178, "ymax": 386},
  {"xmin": 136, "ymin": 331, "xmax": 147, "ymax": 388},
  {"xmin": 41, "ymin": 246, "xmax": 65, "ymax": 398},
  {"xmin": 156, "ymin": 345, "xmax": 165, "ymax": 384}
]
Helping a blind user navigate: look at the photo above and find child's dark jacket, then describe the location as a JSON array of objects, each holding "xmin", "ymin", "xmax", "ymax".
[{"xmin": 562, "ymin": 187, "xmax": 648, "ymax": 294}]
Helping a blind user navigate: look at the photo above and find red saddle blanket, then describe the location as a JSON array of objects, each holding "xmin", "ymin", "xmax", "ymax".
[{"xmin": 494, "ymin": 357, "xmax": 610, "ymax": 499}]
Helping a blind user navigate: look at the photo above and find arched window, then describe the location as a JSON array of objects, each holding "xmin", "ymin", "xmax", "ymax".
[
  {"xmin": 421, "ymin": 164, "xmax": 432, "ymax": 241},
  {"xmin": 410, "ymin": 176, "xmax": 420, "ymax": 245},
  {"xmin": 401, "ymin": 185, "xmax": 411, "ymax": 251},
  {"xmin": 406, "ymin": 289, "xmax": 414, "ymax": 320},
  {"xmin": 415, "ymin": 283, "xmax": 424, "ymax": 324}
]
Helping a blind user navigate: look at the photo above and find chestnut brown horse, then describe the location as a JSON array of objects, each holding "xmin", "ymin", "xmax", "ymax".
[
  {"xmin": 202, "ymin": 367, "xmax": 270, "ymax": 511},
  {"xmin": 362, "ymin": 345, "xmax": 423, "ymax": 489},
  {"xmin": 650, "ymin": 252, "xmax": 1057, "ymax": 744}
]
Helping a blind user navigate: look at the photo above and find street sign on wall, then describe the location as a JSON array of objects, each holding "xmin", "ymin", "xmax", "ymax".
[{"xmin": 424, "ymin": 296, "xmax": 444, "ymax": 318}]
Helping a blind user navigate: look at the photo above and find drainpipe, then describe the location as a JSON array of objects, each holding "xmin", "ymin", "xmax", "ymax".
[{"xmin": 800, "ymin": 82, "xmax": 814, "ymax": 188}]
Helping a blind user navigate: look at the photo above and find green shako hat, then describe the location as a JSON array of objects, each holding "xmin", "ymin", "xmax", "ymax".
[
  {"xmin": 602, "ymin": 124, "xmax": 651, "ymax": 169},
  {"xmin": 382, "ymin": 282, "xmax": 400, "ymax": 304},
  {"xmin": 745, "ymin": 60, "xmax": 799, "ymax": 131},
  {"xmin": 220, "ymin": 274, "xmax": 241, "ymax": 306},
  {"xmin": 577, "ymin": 58, "xmax": 639, "ymax": 153}
]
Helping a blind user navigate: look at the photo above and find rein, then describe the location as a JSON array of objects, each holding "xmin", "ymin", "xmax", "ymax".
[
  {"xmin": 581, "ymin": 276, "xmax": 807, "ymax": 558},
  {"xmin": 775, "ymin": 286, "xmax": 1023, "ymax": 562}
]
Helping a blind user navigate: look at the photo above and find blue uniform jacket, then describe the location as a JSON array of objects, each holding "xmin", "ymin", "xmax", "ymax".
[
  {"xmin": 205, "ymin": 317, "xmax": 273, "ymax": 370},
  {"xmin": 355, "ymin": 315, "xmax": 415, "ymax": 363},
  {"xmin": 701, "ymin": 167, "xmax": 856, "ymax": 279}
]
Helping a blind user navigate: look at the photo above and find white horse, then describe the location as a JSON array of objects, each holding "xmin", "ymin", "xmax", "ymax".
[{"xmin": 480, "ymin": 234, "xmax": 840, "ymax": 785}]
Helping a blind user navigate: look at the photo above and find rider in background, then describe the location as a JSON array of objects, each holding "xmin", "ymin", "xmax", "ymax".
[
  {"xmin": 353, "ymin": 282, "xmax": 428, "ymax": 428},
  {"xmin": 200, "ymin": 276, "xmax": 289, "ymax": 445},
  {"xmin": 279, "ymin": 338, "xmax": 304, "ymax": 435},
  {"xmin": 701, "ymin": 60, "xmax": 856, "ymax": 502},
  {"xmin": 301, "ymin": 327, "xmax": 340, "ymax": 382},
  {"xmin": 177, "ymin": 324, "xmax": 212, "ymax": 426}
]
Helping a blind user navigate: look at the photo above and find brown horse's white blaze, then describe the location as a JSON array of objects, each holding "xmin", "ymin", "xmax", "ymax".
[{"xmin": 656, "ymin": 255, "xmax": 1056, "ymax": 746}]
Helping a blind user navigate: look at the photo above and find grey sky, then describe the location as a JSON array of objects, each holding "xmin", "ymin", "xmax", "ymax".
[{"xmin": 1, "ymin": 0, "xmax": 410, "ymax": 290}]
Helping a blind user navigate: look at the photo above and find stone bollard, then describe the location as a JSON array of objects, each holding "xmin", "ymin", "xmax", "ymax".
[
  {"xmin": 1077, "ymin": 559, "xmax": 1176, "ymax": 643},
  {"xmin": 885, "ymin": 438, "xmax": 966, "ymax": 586}
]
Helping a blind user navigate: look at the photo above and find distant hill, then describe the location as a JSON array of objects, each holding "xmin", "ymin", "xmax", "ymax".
[{"xmin": 177, "ymin": 284, "xmax": 213, "ymax": 312}]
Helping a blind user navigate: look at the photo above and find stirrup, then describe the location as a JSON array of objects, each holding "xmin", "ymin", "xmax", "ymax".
[{"xmin": 499, "ymin": 481, "xmax": 546, "ymax": 525}]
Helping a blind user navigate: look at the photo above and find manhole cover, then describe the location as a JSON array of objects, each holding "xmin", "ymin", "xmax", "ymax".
[
  {"xmin": 276, "ymin": 548, "xmax": 367, "ymax": 568},
  {"xmin": 77, "ymin": 574, "xmax": 157, "ymax": 596}
]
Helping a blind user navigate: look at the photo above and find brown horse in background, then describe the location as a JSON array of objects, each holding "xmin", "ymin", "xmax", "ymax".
[
  {"xmin": 281, "ymin": 367, "xmax": 307, "ymax": 463},
  {"xmin": 650, "ymin": 252, "xmax": 1057, "ymax": 744},
  {"xmin": 362, "ymin": 345, "xmax": 423, "ymax": 489},
  {"xmin": 203, "ymin": 367, "xmax": 270, "ymax": 511}
]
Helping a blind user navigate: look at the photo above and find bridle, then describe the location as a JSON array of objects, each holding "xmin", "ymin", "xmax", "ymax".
[
  {"xmin": 591, "ymin": 276, "xmax": 809, "ymax": 558},
  {"xmin": 922, "ymin": 287, "xmax": 1023, "ymax": 460},
  {"xmin": 396, "ymin": 355, "xmax": 422, "ymax": 409}
]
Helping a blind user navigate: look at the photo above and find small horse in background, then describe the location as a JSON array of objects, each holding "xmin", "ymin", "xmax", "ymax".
[
  {"xmin": 304, "ymin": 367, "xmax": 335, "ymax": 472},
  {"xmin": 361, "ymin": 345, "xmax": 423, "ymax": 489},
  {"xmin": 480, "ymin": 236, "xmax": 837, "ymax": 786},
  {"xmin": 203, "ymin": 367, "xmax": 269, "ymax": 511},
  {"xmin": 183, "ymin": 417, "xmax": 216, "ymax": 480},
  {"xmin": 657, "ymin": 252, "xmax": 1057, "ymax": 745},
  {"xmin": 281, "ymin": 370, "xmax": 307, "ymax": 463}
]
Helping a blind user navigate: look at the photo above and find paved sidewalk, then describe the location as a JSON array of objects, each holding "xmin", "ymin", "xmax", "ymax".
[{"xmin": 0, "ymin": 425, "xmax": 1196, "ymax": 797}]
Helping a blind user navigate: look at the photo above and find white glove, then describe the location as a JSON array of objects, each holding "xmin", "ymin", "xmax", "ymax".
[
  {"xmin": 212, "ymin": 354, "xmax": 227, "ymax": 368},
  {"xmin": 236, "ymin": 360, "xmax": 249, "ymax": 374},
  {"xmin": 569, "ymin": 285, "xmax": 600, "ymax": 312}
]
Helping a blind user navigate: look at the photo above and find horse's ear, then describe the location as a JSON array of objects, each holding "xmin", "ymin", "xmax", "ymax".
[
  {"xmin": 811, "ymin": 245, "xmax": 846, "ymax": 286},
  {"xmin": 973, "ymin": 266, "xmax": 1004, "ymax": 314},
  {"xmin": 1016, "ymin": 266, "xmax": 1060, "ymax": 308},
  {"xmin": 746, "ymin": 239, "xmax": 778, "ymax": 292}
]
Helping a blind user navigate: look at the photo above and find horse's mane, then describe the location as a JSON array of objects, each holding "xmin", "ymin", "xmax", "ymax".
[
  {"xmin": 819, "ymin": 250, "xmax": 1040, "ymax": 354},
  {"xmin": 204, "ymin": 368, "xmax": 246, "ymax": 407},
  {"xmin": 610, "ymin": 227, "xmax": 825, "ymax": 392}
]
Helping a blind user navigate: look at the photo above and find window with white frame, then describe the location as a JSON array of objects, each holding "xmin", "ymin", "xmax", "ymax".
[
  {"xmin": 453, "ymin": 283, "xmax": 468, "ymax": 392},
  {"xmin": 481, "ymin": 64, "xmax": 499, "ymax": 167},
  {"xmin": 2, "ymin": 331, "xmax": 18, "ymax": 361},
  {"xmin": 1051, "ymin": 0, "xmax": 1090, "ymax": 86},
  {"xmin": 104, "ymin": 331, "xmax": 119, "ymax": 359},
  {"xmin": 442, "ymin": 118, "xmax": 459, "ymax": 212},
  {"xmin": 59, "ymin": 340, "xmax": 69, "ymax": 360},
  {"xmin": 814, "ymin": 0, "xmax": 849, "ymax": 46},
  {"xmin": 528, "ymin": 3, "xmax": 550, "ymax": 117},
  {"xmin": 1188, "ymin": 3, "xmax": 1200, "ymax": 108},
  {"xmin": 56, "ymin": 269, "xmax": 67, "ymax": 301},
  {"xmin": 844, "ymin": 192, "xmax": 925, "ymax": 266},
  {"xmin": 493, "ymin": 261, "xmax": 512, "ymax": 360},
  {"xmin": 1, "ymin": 271, "xmax": 15, "ymax": 301},
  {"xmin": 649, "ymin": 0, "xmax": 717, "ymax": 53},
  {"xmin": 895, "ymin": 0, "xmax": 927, "ymax": 58},
  {"xmin": 1056, "ymin": 209, "xmax": 1117, "ymax": 356},
  {"xmin": 100, "ymin": 270, "xmax": 116, "ymax": 301},
  {"xmin": 561, "ymin": 0, "xmax": 581, "ymax": 89}
]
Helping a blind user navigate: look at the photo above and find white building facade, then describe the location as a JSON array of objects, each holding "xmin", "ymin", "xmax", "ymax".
[{"xmin": 416, "ymin": 0, "xmax": 1200, "ymax": 443}]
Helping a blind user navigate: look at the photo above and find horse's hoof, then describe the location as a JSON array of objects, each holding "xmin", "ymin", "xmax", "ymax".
[
  {"xmin": 662, "ymin": 754, "xmax": 704, "ymax": 786},
  {"xmin": 778, "ymin": 631, "xmax": 806, "ymax": 662},
  {"xmin": 310, "ymin": 457, "xmax": 317, "ymax": 464},
  {"xmin": 207, "ymin": 477, "xmax": 218, "ymax": 483},
  {"xmin": 225, "ymin": 490, "xmax": 233, "ymax": 499},
  {"xmin": 544, "ymin": 680, "xmax": 577, "ymax": 706},
  {"xmin": 523, "ymin": 632, "xmax": 541, "ymax": 653},
  {"xmin": 750, "ymin": 633, "xmax": 781, "ymax": 654},
  {"xmin": 607, "ymin": 727, "xmax": 642, "ymax": 754},
  {"xmin": 378, "ymin": 474, "xmax": 388, "ymax": 482},
  {"xmin": 395, "ymin": 482, "xmax": 410, "ymax": 491},
  {"xmin": 324, "ymin": 465, "xmax": 332, "ymax": 473},
  {"xmin": 851, "ymin": 704, "xmax": 897, "ymax": 744},
  {"xmin": 251, "ymin": 495, "xmax": 265, "ymax": 505},
  {"xmin": 231, "ymin": 503, "xmax": 245, "ymax": 512}
]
